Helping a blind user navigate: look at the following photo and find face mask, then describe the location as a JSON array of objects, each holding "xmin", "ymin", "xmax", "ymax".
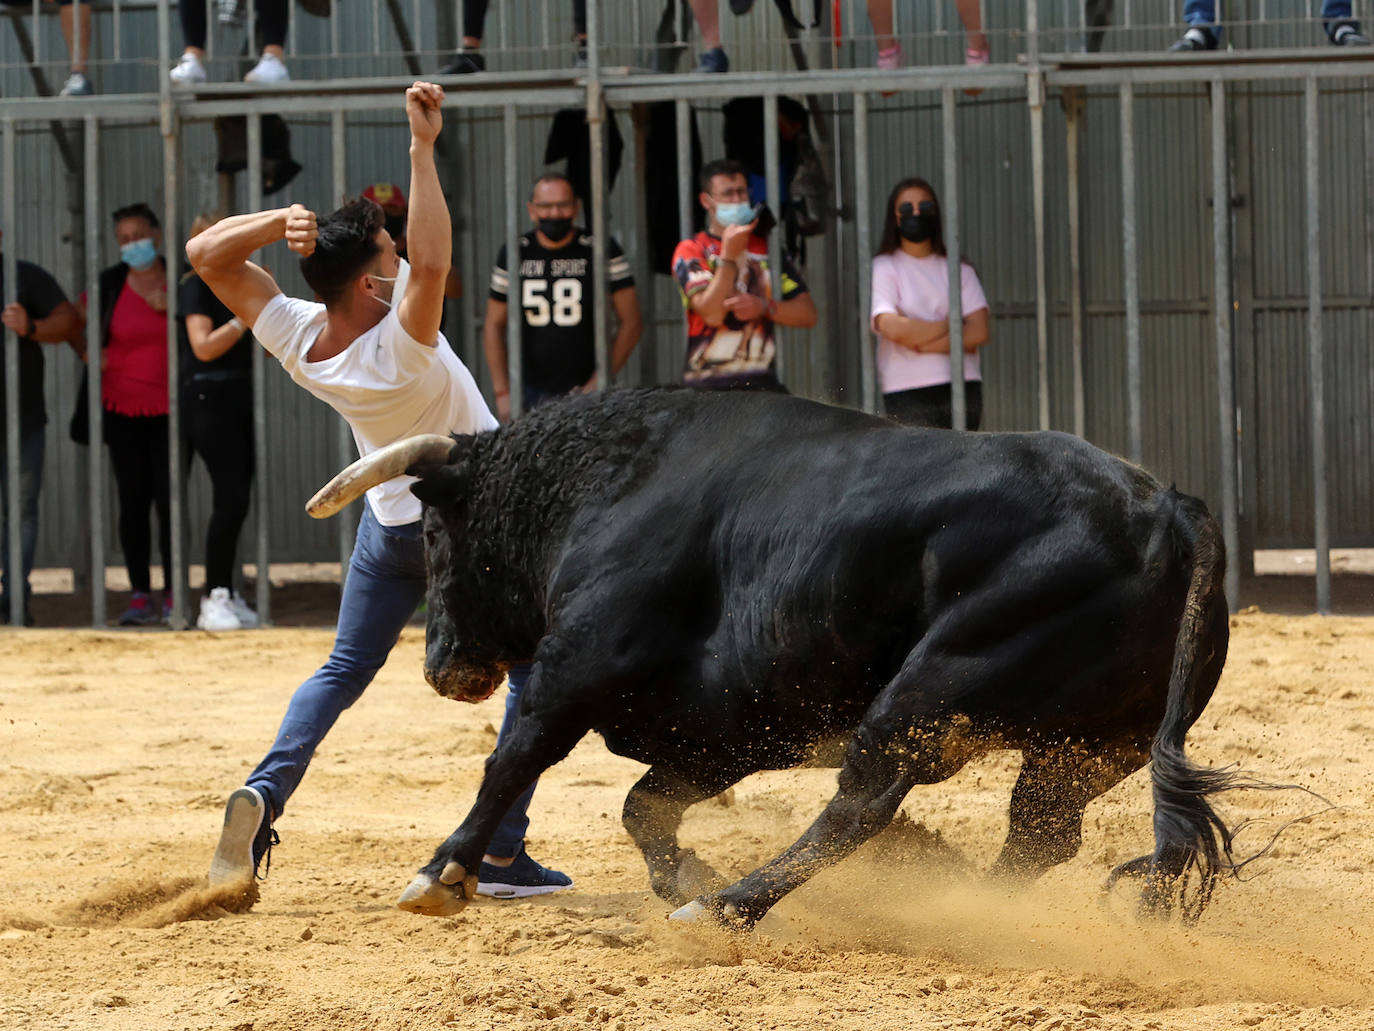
[
  {"xmin": 367, "ymin": 272, "xmax": 399, "ymax": 310},
  {"xmin": 714, "ymin": 201, "xmax": 757, "ymax": 227},
  {"xmin": 897, "ymin": 202, "xmax": 938, "ymax": 244},
  {"xmin": 120, "ymin": 237, "xmax": 159, "ymax": 270},
  {"xmin": 537, "ymin": 216, "xmax": 574, "ymax": 241}
]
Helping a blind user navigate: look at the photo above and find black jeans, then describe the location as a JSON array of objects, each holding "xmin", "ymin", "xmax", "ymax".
[
  {"xmin": 185, "ymin": 380, "xmax": 254, "ymax": 592},
  {"xmin": 883, "ymin": 382, "xmax": 983, "ymax": 430},
  {"xmin": 105, "ymin": 410, "xmax": 172, "ymax": 594}
]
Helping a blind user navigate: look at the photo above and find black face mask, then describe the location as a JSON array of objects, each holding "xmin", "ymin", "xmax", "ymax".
[
  {"xmin": 897, "ymin": 201, "xmax": 938, "ymax": 244},
  {"xmin": 538, "ymin": 217, "xmax": 574, "ymax": 241}
]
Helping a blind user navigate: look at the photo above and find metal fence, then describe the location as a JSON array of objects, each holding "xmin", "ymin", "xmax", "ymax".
[{"xmin": 4, "ymin": 1, "xmax": 1374, "ymax": 628}]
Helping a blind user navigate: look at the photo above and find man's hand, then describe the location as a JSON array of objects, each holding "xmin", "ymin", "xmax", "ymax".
[
  {"xmin": 407, "ymin": 81, "xmax": 444, "ymax": 145},
  {"xmin": 722, "ymin": 293, "xmax": 767, "ymax": 322},
  {"xmin": 1, "ymin": 302, "xmax": 33, "ymax": 337},
  {"xmin": 573, "ymin": 372, "xmax": 599, "ymax": 394},
  {"xmin": 284, "ymin": 204, "xmax": 318, "ymax": 256},
  {"xmin": 495, "ymin": 391, "xmax": 511, "ymax": 422},
  {"xmin": 718, "ymin": 221, "xmax": 756, "ymax": 263}
]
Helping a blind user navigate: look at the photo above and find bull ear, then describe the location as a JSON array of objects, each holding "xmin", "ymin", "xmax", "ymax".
[{"xmin": 410, "ymin": 464, "xmax": 471, "ymax": 508}]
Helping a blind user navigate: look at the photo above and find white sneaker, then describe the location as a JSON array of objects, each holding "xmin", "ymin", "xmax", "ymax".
[
  {"xmin": 169, "ymin": 52, "xmax": 207, "ymax": 86},
  {"xmin": 244, "ymin": 52, "xmax": 290, "ymax": 84},
  {"xmin": 230, "ymin": 591, "xmax": 259, "ymax": 628},
  {"xmin": 197, "ymin": 587, "xmax": 242, "ymax": 631}
]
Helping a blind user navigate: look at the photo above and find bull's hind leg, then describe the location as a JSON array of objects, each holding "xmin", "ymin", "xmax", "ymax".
[
  {"xmin": 623, "ymin": 765, "xmax": 745, "ymax": 905},
  {"xmin": 989, "ymin": 738, "xmax": 1148, "ymax": 881}
]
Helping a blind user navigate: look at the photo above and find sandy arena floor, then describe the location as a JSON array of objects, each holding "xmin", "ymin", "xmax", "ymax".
[{"xmin": 2, "ymin": 609, "xmax": 1372, "ymax": 1030}]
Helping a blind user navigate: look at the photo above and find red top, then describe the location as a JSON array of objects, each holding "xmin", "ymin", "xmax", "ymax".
[{"xmin": 103, "ymin": 282, "xmax": 169, "ymax": 416}]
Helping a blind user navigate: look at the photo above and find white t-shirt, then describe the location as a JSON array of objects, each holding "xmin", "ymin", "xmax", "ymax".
[
  {"xmin": 252, "ymin": 263, "xmax": 497, "ymax": 525},
  {"xmin": 869, "ymin": 250, "xmax": 989, "ymax": 394}
]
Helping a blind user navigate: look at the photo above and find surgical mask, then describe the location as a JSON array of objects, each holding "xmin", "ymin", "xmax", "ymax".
[
  {"xmin": 537, "ymin": 216, "xmax": 574, "ymax": 241},
  {"xmin": 897, "ymin": 202, "xmax": 938, "ymax": 244},
  {"xmin": 714, "ymin": 201, "xmax": 758, "ymax": 227},
  {"xmin": 120, "ymin": 237, "xmax": 159, "ymax": 270},
  {"xmin": 367, "ymin": 272, "xmax": 400, "ymax": 310}
]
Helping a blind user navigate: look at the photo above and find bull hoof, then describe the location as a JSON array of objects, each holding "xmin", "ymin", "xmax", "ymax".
[
  {"xmin": 397, "ymin": 862, "xmax": 478, "ymax": 917},
  {"xmin": 668, "ymin": 899, "xmax": 709, "ymax": 923}
]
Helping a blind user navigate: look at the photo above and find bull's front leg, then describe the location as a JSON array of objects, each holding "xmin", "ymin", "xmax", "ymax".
[
  {"xmin": 623, "ymin": 764, "xmax": 744, "ymax": 905},
  {"xmin": 398, "ymin": 693, "xmax": 588, "ymax": 917}
]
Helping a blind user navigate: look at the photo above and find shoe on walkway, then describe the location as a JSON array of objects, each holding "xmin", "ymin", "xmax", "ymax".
[
  {"xmin": 1331, "ymin": 21, "xmax": 1370, "ymax": 46},
  {"xmin": 476, "ymin": 849, "xmax": 572, "ymax": 899},
  {"xmin": 696, "ymin": 47, "xmax": 729, "ymax": 73},
  {"xmin": 963, "ymin": 45, "xmax": 989, "ymax": 96},
  {"xmin": 1169, "ymin": 27, "xmax": 1217, "ymax": 51},
  {"xmin": 118, "ymin": 591, "xmax": 159, "ymax": 627},
  {"xmin": 60, "ymin": 72, "xmax": 93, "ymax": 96},
  {"xmin": 197, "ymin": 587, "xmax": 242, "ymax": 631},
  {"xmin": 170, "ymin": 51, "xmax": 208, "ymax": 86},
  {"xmin": 230, "ymin": 590, "xmax": 259, "ymax": 628},
  {"xmin": 440, "ymin": 50, "xmax": 486, "ymax": 74},
  {"xmin": 244, "ymin": 52, "xmax": 289, "ymax": 84},
  {"xmin": 209, "ymin": 785, "xmax": 278, "ymax": 885},
  {"xmin": 876, "ymin": 43, "xmax": 903, "ymax": 71}
]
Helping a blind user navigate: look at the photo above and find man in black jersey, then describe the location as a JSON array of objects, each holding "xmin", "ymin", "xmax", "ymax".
[{"xmin": 482, "ymin": 174, "xmax": 642, "ymax": 423}]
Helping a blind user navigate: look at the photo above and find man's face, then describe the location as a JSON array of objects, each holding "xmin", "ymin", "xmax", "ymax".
[
  {"xmin": 363, "ymin": 228, "xmax": 402, "ymax": 306},
  {"xmin": 527, "ymin": 180, "xmax": 578, "ymax": 242},
  {"xmin": 700, "ymin": 173, "xmax": 750, "ymax": 230}
]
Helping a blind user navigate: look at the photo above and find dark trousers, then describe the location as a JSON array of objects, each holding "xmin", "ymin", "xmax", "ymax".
[
  {"xmin": 185, "ymin": 381, "xmax": 254, "ymax": 591},
  {"xmin": 883, "ymin": 382, "xmax": 983, "ymax": 430},
  {"xmin": 180, "ymin": 0, "xmax": 288, "ymax": 48},
  {"xmin": 463, "ymin": 0, "xmax": 586, "ymax": 39},
  {"xmin": 0, "ymin": 427, "xmax": 44, "ymax": 611},
  {"xmin": 105, "ymin": 410, "xmax": 171, "ymax": 594}
]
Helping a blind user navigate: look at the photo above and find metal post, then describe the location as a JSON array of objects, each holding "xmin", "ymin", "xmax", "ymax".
[
  {"xmin": 627, "ymin": 104, "xmax": 651, "ymax": 386},
  {"xmin": 163, "ymin": 101, "xmax": 187, "ymax": 629},
  {"xmin": 675, "ymin": 97, "xmax": 692, "ymax": 240},
  {"xmin": 3, "ymin": 119, "xmax": 20, "ymax": 628},
  {"xmin": 84, "ymin": 117, "xmax": 104, "ymax": 626},
  {"xmin": 588, "ymin": 1, "xmax": 610, "ymax": 390},
  {"xmin": 247, "ymin": 113, "xmax": 272, "ymax": 624},
  {"xmin": 1030, "ymin": 70, "xmax": 1049, "ymax": 430},
  {"xmin": 1304, "ymin": 77, "xmax": 1331, "ymax": 613},
  {"xmin": 854, "ymin": 91, "xmax": 877, "ymax": 415},
  {"xmin": 331, "ymin": 110, "xmax": 354, "ymax": 588},
  {"xmin": 1211, "ymin": 79, "xmax": 1239, "ymax": 611},
  {"xmin": 941, "ymin": 88, "xmax": 966, "ymax": 431},
  {"xmin": 763, "ymin": 92, "xmax": 783, "ymax": 387},
  {"xmin": 503, "ymin": 104, "xmax": 523, "ymax": 420},
  {"xmin": 1066, "ymin": 87, "xmax": 1085, "ymax": 438},
  {"xmin": 1120, "ymin": 82, "xmax": 1142, "ymax": 464}
]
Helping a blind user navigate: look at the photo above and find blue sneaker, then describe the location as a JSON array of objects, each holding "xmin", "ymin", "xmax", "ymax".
[
  {"xmin": 696, "ymin": 47, "xmax": 729, "ymax": 73},
  {"xmin": 476, "ymin": 848, "xmax": 572, "ymax": 898},
  {"xmin": 208, "ymin": 786, "xmax": 279, "ymax": 885}
]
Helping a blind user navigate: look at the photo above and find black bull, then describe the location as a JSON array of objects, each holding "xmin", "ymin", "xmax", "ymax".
[{"xmin": 308, "ymin": 388, "xmax": 1237, "ymax": 928}]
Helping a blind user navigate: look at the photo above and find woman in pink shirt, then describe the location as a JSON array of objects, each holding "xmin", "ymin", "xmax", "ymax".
[{"xmin": 869, "ymin": 177, "xmax": 991, "ymax": 428}]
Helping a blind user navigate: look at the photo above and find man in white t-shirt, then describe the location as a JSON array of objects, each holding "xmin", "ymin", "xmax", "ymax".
[{"xmin": 187, "ymin": 82, "xmax": 571, "ymax": 902}]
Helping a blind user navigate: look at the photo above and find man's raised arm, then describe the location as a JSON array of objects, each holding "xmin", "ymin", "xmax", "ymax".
[
  {"xmin": 396, "ymin": 82, "xmax": 449, "ymax": 349},
  {"xmin": 187, "ymin": 205, "xmax": 318, "ymax": 327}
]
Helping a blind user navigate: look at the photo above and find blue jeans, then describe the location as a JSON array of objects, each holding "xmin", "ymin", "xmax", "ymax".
[
  {"xmin": 1184, "ymin": 0, "xmax": 1351, "ymax": 34},
  {"xmin": 247, "ymin": 505, "xmax": 538, "ymax": 858},
  {"xmin": 0, "ymin": 427, "xmax": 44, "ymax": 610},
  {"xmin": 487, "ymin": 662, "xmax": 536, "ymax": 858}
]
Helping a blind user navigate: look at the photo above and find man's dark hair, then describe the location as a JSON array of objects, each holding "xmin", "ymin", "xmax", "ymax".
[
  {"xmin": 529, "ymin": 173, "xmax": 575, "ymax": 201},
  {"xmin": 112, "ymin": 202, "xmax": 160, "ymax": 229},
  {"xmin": 300, "ymin": 197, "xmax": 386, "ymax": 307},
  {"xmin": 698, "ymin": 158, "xmax": 748, "ymax": 195}
]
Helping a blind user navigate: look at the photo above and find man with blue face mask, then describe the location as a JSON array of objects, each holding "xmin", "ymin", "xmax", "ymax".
[
  {"xmin": 672, "ymin": 158, "xmax": 817, "ymax": 392},
  {"xmin": 187, "ymin": 82, "xmax": 571, "ymax": 903}
]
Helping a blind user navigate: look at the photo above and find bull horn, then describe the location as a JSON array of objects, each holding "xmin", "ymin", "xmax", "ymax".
[{"xmin": 306, "ymin": 433, "xmax": 454, "ymax": 519}]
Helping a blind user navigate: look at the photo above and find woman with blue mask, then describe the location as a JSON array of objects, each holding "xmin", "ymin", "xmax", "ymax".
[{"xmin": 79, "ymin": 201, "xmax": 174, "ymax": 626}]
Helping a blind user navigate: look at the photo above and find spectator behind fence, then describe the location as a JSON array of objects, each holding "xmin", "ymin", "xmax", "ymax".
[
  {"xmin": 672, "ymin": 158, "xmax": 817, "ymax": 392},
  {"xmin": 361, "ymin": 182, "xmax": 462, "ymax": 300},
  {"xmin": 0, "ymin": 229, "xmax": 82, "ymax": 626},
  {"xmin": 869, "ymin": 176, "xmax": 990, "ymax": 429},
  {"xmin": 169, "ymin": 0, "xmax": 290, "ymax": 85},
  {"xmin": 180, "ymin": 214, "xmax": 258, "ymax": 632},
  {"xmin": 1170, "ymin": 1, "xmax": 1368, "ymax": 49},
  {"xmin": 440, "ymin": 0, "xmax": 588, "ymax": 72},
  {"xmin": 1, "ymin": 0, "xmax": 93, "ymax": 95},
  {"xmin": 863, "ymin": 0, "xmax": 989, "ymax": 72},
  {"xmin": 78, "ymin": 202, "xmax": 174, "ymax": 626}
]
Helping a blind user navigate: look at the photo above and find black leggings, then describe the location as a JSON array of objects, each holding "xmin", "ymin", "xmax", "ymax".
[
  {"xmin": 883, "ymin": 382, "xmax": 984, "ymax": 430},
  {"xmin": 181, "ymin": 0, "xmax": 288, "ymax": 49},
  {"xmin": 185, "ymin": 382, "xmax": 255, "ymax": 592},
  {"xmin": 105, "ymin": 411, "xmax": 172, "ymax": 595},
  {"xmin": 463, "ymin": 0, "xmax": 586, "ymax": 40}
]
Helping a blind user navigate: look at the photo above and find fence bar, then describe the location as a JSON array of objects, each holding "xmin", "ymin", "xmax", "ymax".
[
  {"xmin": 941, "ymin": 88, "xmax": 966, "ymax": 431},
  {"xmin": 674, "ymin": 97, "xmax": 692, "ymax": 240},
  {"xmin": 3, "ymin": 119, "xmax": 19, "ymax": 628},
  {"xmin": 1030, "ymin": 69, "xmax": 1049, "ymax": 430},
  {"xmin": 763, "ymin": 92, "xmax": 783, "ymax": 386},
  {"xmin": 503, "ymin": 104, "xmax": 523, "ymax": 420},
  {"xmin": 854, "ymin": 91, "xmax": 877, "ymax": 415},
  {"xmin": 247, "ymin": 113, "xmax": 271, "ymax": 624},
  {"xmin": 330, "ymin": 110, "xmax": 354, "ymax": 588},
  {"xmin": 1304, "ymin": 77, "xmax": 1331, "ymax": 613},
  {"xmin": 1066, "ymin": 88, "xmax": 1085, "ymax": 437},
  {"xmin": 588, "ymin": 0, "xmax": 609, "ymax": 391},
  {"xmin": 1120, "ymin": 81, "xmax": 1142, "ymax": 464},
  {"xmin": 84, "ymin": 116, "xmax": 105, "ymax": 627},
  {"xmin": 1210, "ymin": 79, "xmax": 1239, "ymax": 610},
  {"xmin": 163, "ymin": 105, "xmax": 187, "ymax": 628}
]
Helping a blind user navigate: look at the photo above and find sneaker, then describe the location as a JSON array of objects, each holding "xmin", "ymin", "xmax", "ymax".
[
  {"xmin": 876, "ymin": 43, "xmax": 903, "ymax": 71},
  {"xmin": 244, "ymin": 52, "xmax": 290, "ymax": 84},
  {"xmin": 169, "ymin": 51, "xmax": 208, "ymax": 86},
  {"xmin": 1331, "ymin": 21, "xmax": 1370, "ymax": 46},
  {"xmin": 118, "ymin": 591, "xmax": 159, "ymax": 627},
  {"xmin": 197, "ymin": 587, "xmax": 242, "ymax": 631},
  {"xmin": 964, "ymin": 45, "xmax": 989, "ymax": 96},
  {"xmin": 1169, "ymin": 26, "xmax": 1217, "ymax": 51},
  {"xmin": 59, "ymin": 72, "xmax": 93, "ymax": 96},
  {"xmin": 230, "ymin": 590, "xmax": 259, "ymax": 628},
  {"xmin": 696, "ymin": 46, "xmax": 729, "ymax": 73},
  {"xmin": 476, "ymin": 848, "xmax": 573, "ymax": 899},
  {"xmin": 209, "ymin": 785, "xmax": 278, "ymax": 885},
  {"xmin": 440, "ymin": 50, "xmax": 486, "ymax": 74}
]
